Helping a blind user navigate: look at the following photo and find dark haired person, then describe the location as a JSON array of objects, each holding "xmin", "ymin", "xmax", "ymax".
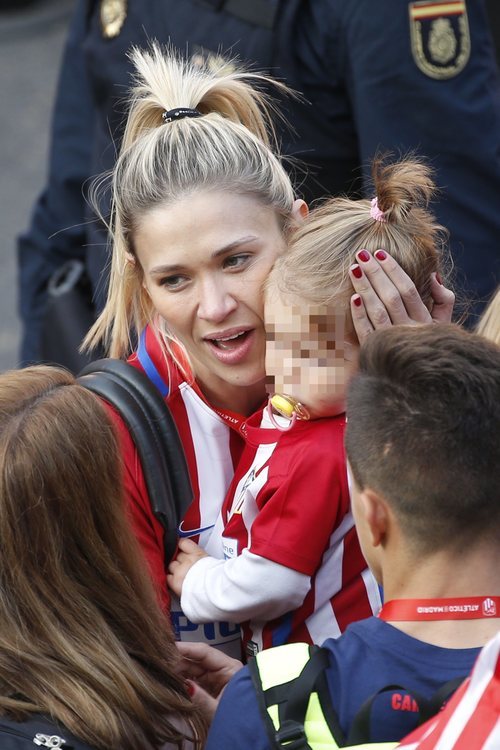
[
  {"xmin": 179, "ymin": 324, "xmax": 500, "ymax": 747},
  {"xmin": 0, "ymin": 366, "xmax": 206, "ymax": 749}
]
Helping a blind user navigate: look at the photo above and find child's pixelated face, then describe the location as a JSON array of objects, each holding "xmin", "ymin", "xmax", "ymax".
[{"xmin": 264, "ymin": 286, "xmax": 356, "ymax": 418}]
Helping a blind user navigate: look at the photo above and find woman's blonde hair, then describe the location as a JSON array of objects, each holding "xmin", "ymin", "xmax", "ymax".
[
  {"xmin": 0, "ymin": 366, "xmax": 206, "ymax": 749},
  {"xmin": 270, "ymin": 154, "xmax": 448, "ymax": 337},
  {"xmin": 476, "ymin": 286, "xmax": 500, "ymax": 346},
  {"xmin": 84, "ymin": 43, "xmax": 296, "ymax": 359}
]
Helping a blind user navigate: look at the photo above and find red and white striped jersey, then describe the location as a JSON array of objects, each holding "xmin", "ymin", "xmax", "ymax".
[
  {"xmin": 181, "ymin": 407, "xmax": 381, "ymax": 653},
  {"xmin": 398, "ymin": 631, "xmax": 500, "ymax": 750}
]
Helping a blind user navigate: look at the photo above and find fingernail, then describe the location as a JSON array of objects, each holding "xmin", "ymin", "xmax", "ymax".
[
  {"xmin": 351, "ymin": 264, "xmax": 363, "ymax": 279},
  {"xmin": 358, "ymin": 250, "xmax": 370, "ymax": 263},
  {"xmin": 353, "ymin": 295, "xmax": 362, "ymax": 308},
  {"xmin": 435, "ymin": 272, "xmax": 443, "ymax": 285},
  {"xmin": 374, "ymin": 250, "xmax": 387, "ymax": 261},
  {"xmin": 186, "ymin": 680, "xmax": 196, "ymax": 697}
]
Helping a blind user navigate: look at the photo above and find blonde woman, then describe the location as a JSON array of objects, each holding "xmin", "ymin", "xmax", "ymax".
[
  {"xmin": 85, "ymin": 44, "xmax": 454, "ymax": 653},
  {"xmin": 167, "ymin": 155, "xmax": 450, "ymax": 656},
  {"xmin": 0, "ymin": 366, "xmax": 206, "ymax": 749}
]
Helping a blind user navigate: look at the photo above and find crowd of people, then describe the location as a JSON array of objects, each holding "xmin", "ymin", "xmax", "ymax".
[{"xmin": 2, "ymin": 3, "xmax": 500, "ymax": 748}]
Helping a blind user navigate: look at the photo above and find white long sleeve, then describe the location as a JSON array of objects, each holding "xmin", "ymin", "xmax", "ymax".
[{"xmin": 181, "ymin": 548, "xmax": 311, "ymax": 624}]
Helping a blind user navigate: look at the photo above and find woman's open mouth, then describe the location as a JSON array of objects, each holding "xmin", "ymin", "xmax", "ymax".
[{"xmin": 204, "ymin": 328, "xmax": 255, "ymax": 364}]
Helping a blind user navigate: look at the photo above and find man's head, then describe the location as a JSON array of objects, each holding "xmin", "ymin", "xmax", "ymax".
[{"xmin": 345, "ymin": 324, "xmax": 500, "ymax": 579}]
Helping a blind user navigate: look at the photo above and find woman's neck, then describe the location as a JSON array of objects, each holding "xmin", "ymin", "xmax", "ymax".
[{"xmin": 197, "ymin": 377, "xmax": 267, "ymax": 418}]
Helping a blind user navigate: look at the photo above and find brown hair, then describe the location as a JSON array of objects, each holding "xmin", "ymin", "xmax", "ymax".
[
  {"xmin": 270, "ymin": 154, "xmax": 448, "ymax": 337},
  {"xmin": 0, "ymin": 366, "xmax": 206, "ymax": 749},
  {"xmin": 345, "ymin": 325, "xmax": 500, "ymax": 553},
  {"xmin": 476, "ymin": 286, "xmax": 500, "ymax": 346}
]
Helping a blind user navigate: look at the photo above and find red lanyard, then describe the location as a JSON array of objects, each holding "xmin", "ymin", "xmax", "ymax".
[{"xmin": 379, "ymin": 597, "xmax": 500, "ymax": 621}]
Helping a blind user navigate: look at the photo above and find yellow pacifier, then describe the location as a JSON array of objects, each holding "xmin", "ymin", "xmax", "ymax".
[{"xmin": 267, "ymin": 394, "xmax": 310, "ymax": 431}]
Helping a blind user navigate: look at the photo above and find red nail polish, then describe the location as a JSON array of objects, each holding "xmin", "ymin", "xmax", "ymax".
[
  {"xmin": 186, "ymin": 681, "xmax": 195, "ymax": 697},
  {"xmin": 353, "ymin": 295, "xmax": 362, "ymax": 308},
  {"xmin": 351, "ymin": 265, "xmax": 363, "ymax": 279},
  {"xmin": 358, "ymin": 250, "xmax": 370, "ymax": 263},
  {"xmin": 374, "ymin": 250, "xmax": 387, "ymax": 261}
]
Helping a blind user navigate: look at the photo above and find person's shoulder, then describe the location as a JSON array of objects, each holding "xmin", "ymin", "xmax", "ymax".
[
  {"xmin": 280, "ymin": 412, "xmax": 346, "ymax": 453},
  {"xmin": 323, "ymin": 616, "xmax": 382, "ymax": 659},
  {"xmin": 325, "ymin": 616, "xmax": 480, "ymax": 677},
  {"xmin": 268, "ymin": 413, "xmax": 347, "ymax": 484},
  {"xmin": 127, "ymin": 326, "xmax": 189, "ymax": 398},
  {"xmin": 206, "ymin": 665, "xmax": 270, "ymax": 750}
]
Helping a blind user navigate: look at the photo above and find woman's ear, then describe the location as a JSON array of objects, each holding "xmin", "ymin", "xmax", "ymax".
[{"xmin": 291, "ymin": 199, "xmax": 309, "ymax": 224}]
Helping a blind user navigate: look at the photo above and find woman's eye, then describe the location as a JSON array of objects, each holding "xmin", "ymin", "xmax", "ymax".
[
  {"xmin": 223, "ymin": 254, "xmax": 251, "ymax": 270},
  {"xmin": 159, "ymin": 275, "xmax": 188, "ymax": 290}
]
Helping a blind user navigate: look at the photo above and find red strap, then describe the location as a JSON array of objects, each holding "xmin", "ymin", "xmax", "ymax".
[{"xmin": 379, "ymin": 597, "xmax": 500, "ymax": 621}]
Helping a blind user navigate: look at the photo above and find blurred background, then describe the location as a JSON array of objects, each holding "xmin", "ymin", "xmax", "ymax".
[{"xmin": 0, "ymin": 0, "xmax": 74, "ymax": 372}]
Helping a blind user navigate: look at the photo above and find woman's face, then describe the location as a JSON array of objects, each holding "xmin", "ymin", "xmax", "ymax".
[
  {"xmin": 265, "ymin": 288, "xmax": 357, "ymax": 418},
  {"xmin": 134, "ymin": 191, "xmax": 289, "ymax": 413}
]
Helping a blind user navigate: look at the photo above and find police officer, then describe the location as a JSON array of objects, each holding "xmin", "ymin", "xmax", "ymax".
[{"xmin": 18, "ymin": 0, "xmax": 500, "ymax": 365}]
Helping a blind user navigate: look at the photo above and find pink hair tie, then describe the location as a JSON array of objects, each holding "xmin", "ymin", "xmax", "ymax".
[{"xmin": 370, "ymin": 197, "xmax": 387, "ymax": 223}]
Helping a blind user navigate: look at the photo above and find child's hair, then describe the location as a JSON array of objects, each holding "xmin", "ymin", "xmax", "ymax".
[
  {"xmin": 476, "ymin": 286, "xmax": 500, "ymax": 346},
  {"xmin": 346, "ymin": 324, "xmax": 500, "ymax": 554},
  {"xmin": 84, "ymin": 43, "xmax": 296, "ymax": 359},
  {"xmin": 0, "ymin": 366, "xmax": 206, "ymax": 750},
  {"xmin": 269, "ymin": 154, "xmax": 448, "ymax": 338}
]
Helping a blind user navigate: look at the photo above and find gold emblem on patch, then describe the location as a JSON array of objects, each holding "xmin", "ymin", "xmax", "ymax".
[
  {"xmin": 409, "ymin": 1, "xmax": 470, "ymax": 79},
  {"xmin": 100, "ymin": 0, "xmax": 127, "ymax": 39}
]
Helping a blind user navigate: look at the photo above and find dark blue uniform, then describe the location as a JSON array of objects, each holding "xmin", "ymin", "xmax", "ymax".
[{"xmin": 18, "ymin": 0, "xmax": 500, "ymax": 363}]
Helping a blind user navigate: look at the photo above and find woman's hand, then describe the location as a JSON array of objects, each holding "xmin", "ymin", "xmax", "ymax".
[
  {"xmin": 349, "ymin": 249, "xmax": 455, "ymax": 344},
  {"xmin": 167, "ymin": 538, "xmax": 208, "ymax": 597},
  {"xmin": 176, "ymin": 641, "xmax": 244, "ymax": 719}
]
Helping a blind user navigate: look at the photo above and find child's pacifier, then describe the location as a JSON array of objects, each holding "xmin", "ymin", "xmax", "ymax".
[{"xmin": 267, "ymin": 394, "xmax": 310, "ymax": 431}]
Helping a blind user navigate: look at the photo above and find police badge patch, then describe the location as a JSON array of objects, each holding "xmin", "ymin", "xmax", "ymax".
[
  {"xmin": 409, "ymin": 1, "xmax": 470, "ymax": 79},
  {"xmin": 100, "ymin": 0, "xmax": 127, "ymax": 39}
]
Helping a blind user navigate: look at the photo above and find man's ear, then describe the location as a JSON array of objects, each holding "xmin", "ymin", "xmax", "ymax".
[
  {"xmin": 291, "ymin": 199, "xmax": 309, "ymax": 224},
  {"xmin": 360, "ymin": 488, "xmax": 390, "ymax": 548}
]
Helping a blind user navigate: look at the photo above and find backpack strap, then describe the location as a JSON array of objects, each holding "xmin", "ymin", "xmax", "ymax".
[
  {"xmin": 347, "ymin": 677, "xmax": 466, "ymax": 745},
  {"xmin": 77, "ymin": 358, "xmax": 193, "ymax": 566},
  {"xmin": 249, "ymin": 643, "xmax": 345, "ymax": 750}
]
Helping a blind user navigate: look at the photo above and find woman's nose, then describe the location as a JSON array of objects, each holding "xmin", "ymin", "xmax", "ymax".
[{"xmin": 197, "ymin": 277, "xmax": 238, "ymax": 323}]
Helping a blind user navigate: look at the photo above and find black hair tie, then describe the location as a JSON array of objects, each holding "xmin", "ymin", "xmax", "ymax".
[{"xmin": 161, "ymin": 107, "xmax": 202, "ymax": 124}]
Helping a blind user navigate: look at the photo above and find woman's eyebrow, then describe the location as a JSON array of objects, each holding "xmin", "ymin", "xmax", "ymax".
[
  {"xmin": 211, "ymin": 235, "xmax": 259, "ymax": 259},
  {"xmin": 149, "ymin": 236, "xmax": 259, "ymax": 275}
]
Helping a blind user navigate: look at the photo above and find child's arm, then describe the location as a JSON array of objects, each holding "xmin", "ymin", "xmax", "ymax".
[{"xmin": 169, "ymin": 544, "xmax": 311, "ymax": 624}]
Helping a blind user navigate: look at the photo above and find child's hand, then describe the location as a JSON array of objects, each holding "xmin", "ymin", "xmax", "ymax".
[{"xmin": 167, "ymin": 538, "xmax": 209, "ymax": 596}]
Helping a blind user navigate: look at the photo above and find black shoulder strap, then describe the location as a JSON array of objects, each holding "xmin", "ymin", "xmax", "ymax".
[
  {"xmin": 347, "ymin": 677, "xmax": 466, "ymax": 745},
  {"xmin": 77, "ymin": 359, "xmax": 193, "ymax": 567}
]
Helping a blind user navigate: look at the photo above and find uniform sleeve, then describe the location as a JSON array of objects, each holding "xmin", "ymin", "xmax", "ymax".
[
  {"xmin": 106, "ymin": 404, "xmax": 170, "ymax": 611},
  {"xmin": 205, "ymin": 666, "xmax": 271, "ymax": 750},
  {"xmin": 181, "ymin": 549, "xmax": 310, "ymax": 623},
  {"xmin": 17, "ymin": 0, "xmax": 94, "ymax": 364},
  {"xmin": 247, "ymin": 450, "xmax": 347, "ymax": 576}
]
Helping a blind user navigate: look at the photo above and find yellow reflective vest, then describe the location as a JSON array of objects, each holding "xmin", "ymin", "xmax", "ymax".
[{"xmin": 249, "ymin": 641, "xmax": 400, "ymax": 750}]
